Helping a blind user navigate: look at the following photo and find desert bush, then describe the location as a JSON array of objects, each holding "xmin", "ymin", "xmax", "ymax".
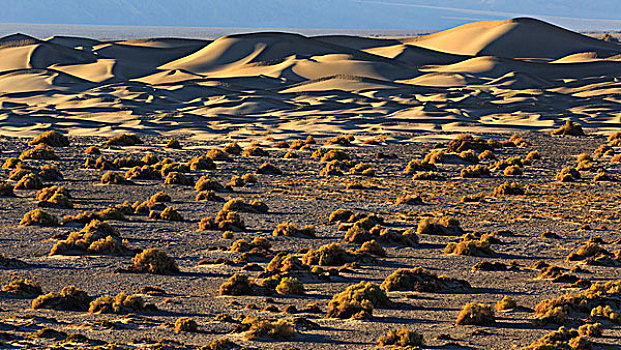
[
  {"xmin": 113, "ymin": 156, "xmax": 143, "ymax": 169},
  {"xmin": 0, "ymin": 181, "xmax": 15, "ymax": 196},
  {"xmin": 324, "ymin": 134, "xmax": 354, "ymax": 146},
  {"xmin": 395, "ymin": 194, "xmax": 423, "ymax": 205},
  {"xmin": 495, "ymin": 296, "xmax": 517, "ymax": 311},
  {"xmin": 130, "ymin": 248, "xmax": 179, "ymax": 274},
  {"xmin": 174, "ymin": 317, "xmax": 198, "ymax": 332},
  {"xmin": 377, "ymin": 327, "xmax": 424, "ymax": 347},
  {"xmin": 302, "ymin": 243, "xmax": 349, "ymax": 266},
  {"xmin": 207, "ymin": 148, "xmax": 231, "ymax": 161},
  {"xmin": 556, "ymin": 167, "xmax": 581, "ymax": 182},
  {"xmin": 525, "ymin": 150, "xmax": 541, "ymax": 161},
  {"xmin": 447, "ymin": 134, "xmax": 496, "ymax": 153},
  {"xmin": 578, "ymin": 323, "xmax": 603, "ymax": 337},
  {"xmin": 244, "ymin": 318, "xmax": 296, "ymax": 340},
  {"xmin": 20, "ymin": 209, "xmax": 59, "ymax": 226},
  {"xmin": 417, "ymin": 217, "xmax": 463, "ymax": 235},
  {"xmin": 38, "ymin": 164, "xmax": 63, "ymax": 181},
  {"xmin": 32, "ymin": 286, "xmax": 92, "ymax": 311},
  {"xmin": 36, "ymin": 185, "xmax": 70, "ymax": 201},
  {"xmin": 461, "ymin": 164, "xmax": 491, "ymax": 178},
  {"xmin": 283, "ymin": 150, "xmax": 297, "ymax": 159},
  {"xmin": 520, "ymin": 327, "xmax": 591, "ymax": 350},
  {"xmin": 159, "ymin": 207, "xmax": 183, "ymax": 221},
  {"xmin": 15, "ymin": 173, "xmax": 44, "ymax": 190},
  {"xmin": 2, "ymin": 279, "xmax": 42, "ymax": 297},
  {"xmin": 223, "ymin": 142, "xmax": 242, "ymax": 155},
  {"xmin": 187, "ymin": 155, "xmax": 216, "ymax": 170},
  {"xmin": 20, "ymin": 144, "xmax": 59, "ymax": 161},
  {"xmin": 444, "ymin": 237, "xmax": 494, "ymax": 256},
  {"xmin": 196, "ymin": 190, "xmax": 224, "ymax": 202},
  {"xmin": 456, "ymin": 302, "xmax": 495, "ymax": 325},
  {"xmin": 256, "ymin": 162, "xmax": 282, "ymax": 175},
  {"xmin": 104, "ymin": 133, "xmax": 142, "ymax": 146},
  {"xmin": 29, "ymin": 131, "xmax": 69, "ymax": 147},
  {"xmin": 276, "ymin": 277, "xmax": 305, "ymax": 295},
  {"xmin": 381, "ymin": 267, "xmax": 471, "ymax": 292},
  {"xmin": 478, "ymin": 150, "xmax": 496, "ymax": 160},
  {"xmin": 493, "ymin": 182, "xmax": 524, "ymax": 196},
  {"xmin": 101, "ymin": 171, "xmax": 128, "ymax": 184},
  {"xmin": 321, "ymin": 150, "xmax": 350, "ymax": 162},
  {"xmin": 219, "ymin": 273, "xmax": 254, "ymax": 296},
  {"xmin": 164, "ymin": 138, "xmax": 181, "ymax": 149},
  {"xmin": 215, "ymin": 210, "xmax": 245, "ymax": 231},
  {"xmin": 125, "ymin": 165, "xmax": 160, "ymax": 180},
  {"xmin": 349, "ymin": 162, "xmax": 375, "ymax": 176},
  {"xmin": 164, "ymin": 172, "xmax": 193, "ymax": 186},
  {"xmin": 89, "ymin": 292, "xmax": 152, "ymax": 314},
  {"xmin": 273, "ymin": 222, "xmax": 315, "ymax": 237},
  {"xmin": 412, "ymin": 171, "xmax": 444, "ymax": 180},
  {"xmin": 9, "ymin": 167, "xmax": 32, "ymax": 181},
  {"xmin": 242, "ymin": 146, "xmax": 269, "ymax": 157},
  {"xmin": 326, "ymin": 282, "xmax": 390, "ymax": 319},
  {"xmin": 85, "ymin": 146, "xmax": 100, "ymax": 155},
  {"xmin": 264, "ymin": 253, "xmax": 309, "ymax": 276},
  {"xmin": 195, "ymin": 176, "xmax": 225, "ymax": 192},
  {"xmin": 504, "ymin": 165, "xmax": 523, "ymax": 176},
  {"xmin": 356, "ymin": 240, "xmax": 386, "ymax": 256},
  {"xmin": 551, "ymin": 120, "xmax": 584, "ymax": 136},
  {"xmin": 404, "ymin": 159, "xmax": 436, "ymax": 174},
  {"xmin": 2, "ymin": 157, "xmax": 22, "ymax": 169}
]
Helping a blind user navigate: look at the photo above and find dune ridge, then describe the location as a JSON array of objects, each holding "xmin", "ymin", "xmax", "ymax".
[{"xmin": 0, "ymin": 17, "xmax": 620, "ymax": 139}]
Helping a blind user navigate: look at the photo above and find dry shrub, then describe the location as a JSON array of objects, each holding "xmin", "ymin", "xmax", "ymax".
[
  {"xmin": 321, "ymin": 150, "xmax": 350, "ymax": 162},
  {"xmin": 556, "ymin": 167, "xmax": 581, "ymax": 182},
  {"xmin": 219, "ymin": 273, "xmax": 254, "ymax": 296},
  {"xmin": 174, "ymin": 317, "xmax": 198, "ymax": 332},
  {"xmin": 244, "ymin": 318, "xmax": 296, "ymax": 340},
  {"xmin": 101, "ymin": 171, "xmax": 128, "ymax": 184},
  {"xmin": 381, "ymin": 267, "xmax": 471, "ymax": 292},
  {"xmin": 264, "ymin": 253, "xmax": 309, "ymax": 276},
  {"xmin": 104, "ymin": 133, "xmax": 142, "ymax": 146},
  {"xmin": 456, "ymin": 302, "xmax": 495, "ymax": 325},
  {"xmin": 164, "ymin": 138, "xmax": 181, "ymax": 149},
  {"xmin": 38, "ymin": 164, "xmax": 63, "ymax": 181},
  {"xmin": 504, "ymin": 165, "xmax": 523, "ymax": 176},
  {"xmin": 113, "ymin": 156, "xmax": 143, "ymax": 169},
  {"xmin": 159, "ymin": 207, "xmax": 183, "ymax": 221},
  {"xmin": 495, "ymin": 296, "xmax": 517, "ymax": 311},
  {"xmin": 324, "ymin": 134, "xmax": 354, "ymax": 146},
  {"xmin": 15, "ymin": 173, "xmax": 44, "ymax": 190},
  {"xmin": 273, "ymin": 222, "xmax": 315, "ymax": 237},
  {"xmin": 29, "ymin": 130, "xmax": 70, "ymax": 147},
  {"xmin": 302, "ymin": 243, "xmax": 349, "ymax": 266},
  {"xmin": 242, "ymin": 146, "xmax": 269, "ymax": 157},
  {"xmin": 447, "ymin": 134, "xmax": 496, "ymax": 153},
  {"xmin": 85, "ymin": 146, "xmax": 100, "ymax": 155},
  {"xmin": 478, "ymin": 150, "xmax": 496, "ymax": 160},
  {"xmin": 551, "ymin": 120, "xmax": 585, "ymax": 136},
  {"xmin": 32, "ymin": 286, "xmax": 92, "ymax": 311},
  {"xmin": 256, "ymin": 162, "xmax": 282, "ymax": 175},
  {"xmin": 196, "ymin": 190, "xmax": 224, "ymax": 202},
  {"xmin": 493, "ymin": 182, "xmax": 524, "ymax": 196},
  {"xmin": 223, "ymin": 142, "xmax": 242, "ymax": 155},
  {"xmin": 20, "ymin": 209, "xmax": 59, "ymax": 226},
  {"xmin": 215, "ymin": 210, "xmax": 245, "ymax": 231},
  {"xmin": 444, "ymin": 237, "xmax": 494, "ymax": 256},
  {"xmin": 404, "ymin": 159, "xmax": 436, "ymax": 174},
  {"xmin": 525, "ymin": 150, "xmax": 541, "ymax": 161},
  {"xmin": 395, "ymin": 194, "xmax": 423, "ymax": 205},
  {"xmin": 349, "ymin": 162, "xmax": 374, "ymax": 176},
  {"xmin": 2, "ymin": 279, "xmax": 42, "ymax": 297},
  {"xmin": 130, "ymin": 248, "xmax": 179, "ymax": 274},
  {"xmin": 461, "ymin": 164, "xmax": 491, "ymax": 178},
  {"xmin": 356, "ymin": 240, "xmax": 386, "ymax": 256},
  {"xmin": 187, "ymin": 155, "xmax": 216, "ymax": 170},
  {"xmin": 2, "ymin": 157, "xmax": 22, "ymax": 169},
  {"xmin": 207, "ymin": 148, "xmax": 231, "ymax": 161},
  {"xmin": 275, "ymin": 277, "xmax": 305, "ymax": 295},
  {"xmin": 377, "ymin": 327, "xmax": 424, "ymax": 347},
  {"xmin": 326, "ymin": 282, "xmax": 390, "ymax": 319},
  {"xmin": 19, "ymin": 144, "xmax": 59, "ymax": 160},
  {"xmin": 578, "ymin": 323, "xmax": 603, "ymax": 337},
  {"xmin": 0, "ymin": 181, "xmax": 15, "ymax": 196},
  {"xmin": 417, "ymin": 217, "xmax": 463, "ymax": 235},
  {"xmin": 520, "ymin": 327, "xmax": 591, "ymax": 350},
  {"xmin": 195, "ymin": 176, "xmax": 225, "ymax": 192},
  {"xmin": 125, "ymin": 165, "xmax": 160, "ymax": 180},
  {"xmin": 412, "ymin": 171, "xmax": 444, "ymax": 180},
  {"xmin": 89, "ymin": 292, "xmax": 153, "ymax": 314}
]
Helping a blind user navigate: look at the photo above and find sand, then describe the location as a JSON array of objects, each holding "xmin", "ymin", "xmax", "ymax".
[{"xmin": 0, "ymin": 17, "xmax": 619, "ymax": 141}]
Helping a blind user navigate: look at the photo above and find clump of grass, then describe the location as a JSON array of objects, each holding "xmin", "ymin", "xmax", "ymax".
[
  {"xmin": 356, "ymin": 240, "xmax": 386, "ymax": 256},
  {"xmin": 256, "ymin": 162, "xmax": 282, "ymax": 175},
  {"xmin": 520, "ymin": 327, "xmax": 591, "ymax": 350},
  {"xmin": 2, "ymin": 157, "xmax": 22, "ymax": 169},
  {"xmin": 18, "ymin": 143, "xmax": 58, "ymax": 160},
  {"xmin": 326, "ymin": 282, "xmax": 390, "ymax": 319},
  {"xmin": 321, "ymin": 150, "xmax": 350, "ymax": 162},
  {"xmin": 264, "ymin": 253, "xmax": 309, "ymax": 276},
  {"xmin": 302, "ymin": 243, "xmax": 349, "ymax": 266},
  {"xmin": 504, "ymin": 165, "xmax": 523, "ymax": 176},
  {"xmin": 29, "ymin": 130, "xmax": 70, "ymax": 147},
  {"xmin": 187, "ymin": 155, "xmax": 216, "ymax": 171},
  {"xmin": 461, "ymin": 164, "xmax": 491, "ymax": 178},
  {"xmin": 242, "ymin": 146, "xmax": 269, "ymax": 157},
  {"xmin": 551, "ymin": 120, "xmax": 584, "ymax": 136},
  {"xmin": 456, "ymin": 302, "xmax": 495, "ymax": 325},
  {"xmin": 417, "ymin": 216, "xmax": 463, "ymax": 235},
  {"xmin": 556, "ymin": 167, "xmax": 581, "ymax": 182},
  {"xmin": 244, "ymin": 318, "xmax": 296, "ymax": 340},
  {"xmin": 590, "ymin": 305, "xmax": 620, "ymax": 322},
  {"xmin": 85, "ymin": 146, "xmax": 100, "ymax": 155},
  {"xmin": 89, "ymin": 292, "xmax": 153, "ymax": 314},
  {"xmin": 412, "ymin": 171, "xmax": 444, "ymax": 180},
  {"xmin": 578, "ymin": 323, "xmax": 603, "ymax": 337},
  {"xmin": 195, "ymin": 176, "xmax": 225, "ymax": 192},
  {"xmin": 219, "ymin": 273, "xmax": 254, "ymax": 296},
  {"xmin": 223, "ymin": 142, "xmax": 242, "ymax": 155},
  {"xmin": 207, "ymin": 148, "xmax": 231, "ymax": 161},
  {"xmin": 20, "ymin": 209, "xmax": 59, "ymax": 226},
  {"xmin": 157, "ymin": 207, "xmax": 183, "ymax": 221},
  {"xmin": 404, "ymin": 159, "xmax": 436, "ymax": 174},
  {"xmin": 213, "ymin": 210, "xmax": 245, "ymax": 231},
  {"xmin": 32, "ymin": 286, "xmax": 92, "ymax": 311},
  {"xmin": 164, "ymin": 138, "xmax": 181, "ymax": 149},
  {"xmin": 447, "ymin": 134, "xmax": 497, "ymax": 153},
  {"xmin": 104, "ymin": 133, "xmax": 143, "ymax": 146},
  {"xmin": 380, "ymin": 267, "xmax": 471, "ymax": 292},
  {"xmin": 174, "ymin": 317, "xmax": 198, "ymax": 332},
  {"xmin": 377, "ymin": 327, "xmax": 424, "ymax": 347},
  {"xmin": 349, "ymin": 162, "xmax": 375, "ymax": 176},
  {"xmin": 324, "ymin": 134, "xmax": 354, "ymax": 146},
  {"xmin": 38, "ymin": 164, "xmax": 63, "ymax": 181},
  {"xmin": 493, "ymin": 182, "xmax": 525, "ymax": 196},
  {"xmin": 444, "ymin": 236, "xmax": 495, "ymax": 256},
  {"xmin": 129, "ymin": 248, "xmax": 179, "ymax": 274},
  {"xmin": 495, "ymin": 296, "xmax": 517, "ymax": 311},
  {"xmin": 2, "ymin": 279, "xmax": 42, "ymax": 297},
  {"xmin": 478, "ymin": 150, "xmax": 496, "ymax": 160},
  {"xmin": 164, "ymin": 172, "xmax": 193, "ymax": 186},
  {"xmin": 395, "ymin": 194, "xmax": 423, "ymax": 205},
  {"xmin": 273, "ymin": 222, "xmax": 315, "ymax": 237},
  {"xmin": 275, "ymin": 277, "xmax": 305, "ymax": 295},
  {"xmin": 125, "ymin": 165, "xmax": 161, "ymax": 180},
  {"xmin": 195, "ymin": 190, "xmax": 224, "ymax": 202},
  {"xmin": 14, "ymin": 173, "xmax": 44, "ymax": 190},
  {"xmin": 0, "ymin": 181, "xmax": 15, "ymax": 196},
  {"xmin": 525, "ymin": 150, "xmax": 541, "ymax": 161},
  {"xmin": 593, "ymin": 170, "xmax": 614, "ymax": 182},
  {"xmin": 101, "ymin": 171, "xmax": 128, "ymax": 185}
]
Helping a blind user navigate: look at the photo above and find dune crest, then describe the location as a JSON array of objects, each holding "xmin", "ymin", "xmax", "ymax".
[{"xmin": 0, "ymin": 18, "xmax": 619, "ymax": 139}]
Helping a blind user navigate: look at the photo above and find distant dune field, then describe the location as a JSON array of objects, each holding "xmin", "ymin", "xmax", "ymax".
[{"xmin": 0, "ymin": 18, "xmax": 620, "ymax": 140}]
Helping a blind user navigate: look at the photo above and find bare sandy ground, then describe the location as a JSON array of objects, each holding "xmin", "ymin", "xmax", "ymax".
[{"xmin": 0, "ymin": 18, "xmax": 619, "ymax": 142}]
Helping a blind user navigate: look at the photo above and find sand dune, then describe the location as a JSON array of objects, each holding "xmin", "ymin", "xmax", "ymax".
[{"xmin": 0, "ymin": 17, "xmax": 620, "ymax": 139}]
